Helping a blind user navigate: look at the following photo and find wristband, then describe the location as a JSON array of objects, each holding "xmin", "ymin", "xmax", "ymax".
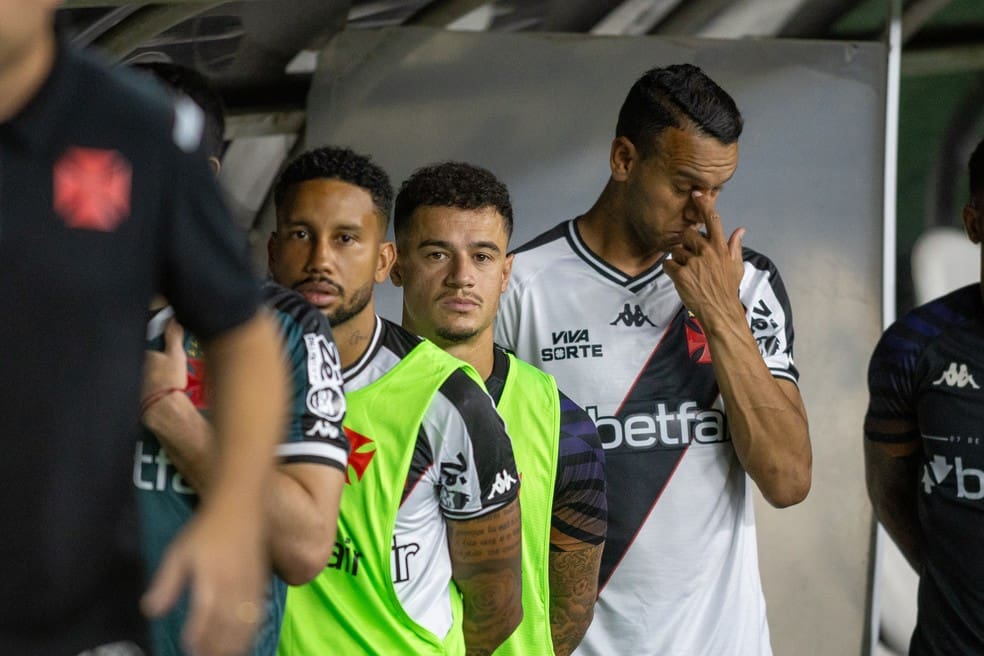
[{"xmin": 141, "ymin": 387, "xmax": 184, "ymax": 417}]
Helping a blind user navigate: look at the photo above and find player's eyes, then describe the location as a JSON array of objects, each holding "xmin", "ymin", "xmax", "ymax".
[{"xmin": 288, "ymin": 229, "xmax": 309, "ymax": 240}]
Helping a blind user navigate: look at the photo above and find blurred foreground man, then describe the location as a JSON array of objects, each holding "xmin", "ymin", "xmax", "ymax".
[
  {"xmin": 391, "ymin": 162, "xmax": 608, "ymax": 655},
  {"xmin": 866, "ymin": 137, "xmax": 984, "ymax": 655},
  {"xmin": 496, "ymin": 64, "xmax": 812, "ymax": 656},
  {"xmin": 0, "ymin": 2, "xmax": 287, "ymax": 655},
  {"xmin": 271, "ymin": 147, "xmax": 523, "ymax": 656},
  {"xmin": 135, "ymin": 62, "xmax": 348, "ymax": 656}
]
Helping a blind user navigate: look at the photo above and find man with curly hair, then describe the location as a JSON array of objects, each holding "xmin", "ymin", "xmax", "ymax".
[
  {"xmin": 391, "ymin": 161, "xmax": 607, "ymax": 656},
  {"xmin": 270, "ymin": 146, "xmax": 523, "ymax": 656}
]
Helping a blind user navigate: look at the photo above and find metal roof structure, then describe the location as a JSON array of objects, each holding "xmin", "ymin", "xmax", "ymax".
[{"xmin": 57, "ymin": 0, "xmax": 984, "ymax": 135}]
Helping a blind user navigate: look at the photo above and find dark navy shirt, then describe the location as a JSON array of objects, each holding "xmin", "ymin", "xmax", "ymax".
[
  {"xmin": 866, "ymin": 284, "xmax": 984, "ymax": 655},
  {"xmin": 486, "ymin": 346, "xmax": 607, "ymax": 548},
  {"xmin": 0, "ymin": 43, "xmax": 259, "ymax": 653}
]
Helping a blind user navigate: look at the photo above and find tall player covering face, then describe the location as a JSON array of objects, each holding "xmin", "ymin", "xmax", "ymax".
[
  {"xmin": 269, "ymin": 147, "xmax": 523, "ymax": 656},
  {"xmin": 391, "ymin": 162, "xmax": 608, "ymax": 656},
  {"xmin": 495, "ymin": 64, "xmax": 812, "ymax": 656}
]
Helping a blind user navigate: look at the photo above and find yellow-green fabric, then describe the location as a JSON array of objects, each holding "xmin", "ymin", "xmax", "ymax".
[
  {"xmin": 493, "ymin": 353, "xmax": 561, "ymax": 656},
  {"xmin": 278, "ymin": 340, "xmax": 472, "ymax": 656}
]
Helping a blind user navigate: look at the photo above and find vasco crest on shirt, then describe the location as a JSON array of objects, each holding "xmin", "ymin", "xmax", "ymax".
[{"xmin": 53, "ymin": 147, "xmax": 132, "ymax": 232}]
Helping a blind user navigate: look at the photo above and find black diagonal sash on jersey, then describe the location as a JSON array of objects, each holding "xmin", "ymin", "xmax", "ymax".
[{"xmin": 598, "ymin": 308, "xmax": 722, "ymax": 589}]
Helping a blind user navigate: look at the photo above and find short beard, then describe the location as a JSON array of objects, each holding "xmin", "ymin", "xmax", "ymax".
[
  {"xmin": 325, "ymin": 281, "xmax": 373, "ymax": 328},
  {"xmin": 434, "ymin": 324, "xmax": 481, "ymax": 345}
]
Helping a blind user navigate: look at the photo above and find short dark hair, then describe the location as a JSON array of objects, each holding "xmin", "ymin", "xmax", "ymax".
[
  {"xmin": 394, "ymin": 162, "xmax": 513, "ymax": 246},
  {"xmin": 969, "ymin": 137, "xmax": 984, "ymax": 201},
  {"xmin": 274, "ymin": 146, "xmax": 393, "ymax": 226},
  {"xmin": 616, "ymin": 64, "xmax": 743, "ymax": 157},
  {"xmin": 134, "ymin": 62, "xmax": 225, "ymax": 160}
]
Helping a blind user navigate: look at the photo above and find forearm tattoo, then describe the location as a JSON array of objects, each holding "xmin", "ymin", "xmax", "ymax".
[
  {"xmin": 449, "ymin": 504, "xmax": 523, "ymax": 655},
  {"xmin": 550, "ymin": 544, "xmax": 604, "ymax": 656}
]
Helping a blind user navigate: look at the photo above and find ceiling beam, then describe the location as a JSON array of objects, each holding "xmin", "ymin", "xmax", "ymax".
[
  {"xmin": 902, "ymin": 43, "xmax": 984, "ymax": 77},
  {"xmin": 698, "ymin": 0, "xmax": 816, "ymax": 39},
  {"xmin": 225, "ymin": 110, "xmax": 306, "ymax": 139},
  {"xmin": 92, "ymin": 3, "xmax": 222, "ymax": 59},
  {"xmin": 590, "ymin": 0, "xmax": 682, "ymax": 36},
  {"xmin": 898, "ymin": 0, "xmax": 955, "ymax": 43},
  {"xmin": 406, "ymin": 0, "xmax": 491, "ymax": 27},
  {"xmin": 64, "ymin": 0, "xmax": 266, "ymax": 6},
  {"xmin": 778, "ymin": 0, "xmax": 858, "ymax": 38},
  {"xmin": 648, "ymin": 0, "xmax": 734, "ymax": 35}
]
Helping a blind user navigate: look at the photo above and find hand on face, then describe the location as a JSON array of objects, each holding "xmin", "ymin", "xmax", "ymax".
[{"xmin": 662, "ymin": 191, "xmax": 746, "ymax": 325}]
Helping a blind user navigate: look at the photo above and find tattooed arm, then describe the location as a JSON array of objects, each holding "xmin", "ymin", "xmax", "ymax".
[
  {"xmin": 548, "ymin": 390, "xmax": 608, "ymax": 655},
  {"xmin": 549, "ymin": 545, "xmax": 603, "ymax": 655},
  {"xmin": 448, "ymin": 499, "xmax": 523, "ymax": 656}
]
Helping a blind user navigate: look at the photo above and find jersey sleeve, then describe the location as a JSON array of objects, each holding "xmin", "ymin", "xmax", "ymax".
[
  {"xmin": 157, "ymin": 98, "xmax": 260, "ymax": 340},
  {"xmin": 551, "ymin": 390, "xmax": 607, "ymax": 550},
  {"xmin": 421, "ymin": 369, "xmax": 519, "ymax": 521},
  {"xmin": 738, "ymin": 251, "xmax": 798, "ymax": 384},
  {"xmin": 264, "ymin": 283, "xmax": 348, "ymax": 470},
  {"xmin": 865, "ymin": 319, "xmax": 921, "ymax": 443}
]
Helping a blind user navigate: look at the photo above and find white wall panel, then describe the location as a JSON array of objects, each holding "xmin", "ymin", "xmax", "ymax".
[{"xmin": 303, "ymin": 27, "xmax": 886, "ymax": 655}]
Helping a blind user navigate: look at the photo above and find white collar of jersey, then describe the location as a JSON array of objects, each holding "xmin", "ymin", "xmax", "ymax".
[
  {"xmin": 566, "ymin": 220, "xmax": 667, "ymax": 292},
  {"xmin": 342, "ymin": 314, "xmax": 383, "ymax": 384}
]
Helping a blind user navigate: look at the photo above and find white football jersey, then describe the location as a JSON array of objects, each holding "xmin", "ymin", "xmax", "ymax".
[{"xmin": 495, "ymin": 220, "xmax": 798, "ymax": 656}]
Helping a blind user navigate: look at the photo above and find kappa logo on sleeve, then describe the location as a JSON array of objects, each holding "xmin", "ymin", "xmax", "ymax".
[
  {"xmin": 487, "ymin": 469, "xmax": 518, "ymax": 500},
  {"xmin": 53, "ymin": 147, "xmax": 132, "ymax": 232}
]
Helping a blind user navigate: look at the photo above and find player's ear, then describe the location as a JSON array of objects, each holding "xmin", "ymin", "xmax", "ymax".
[
  {"xmin": 610, "ymin": 136, "xmax": 636, "ymax": 182},
  {"xmin": 963, "ymin": 202, "xmax": 982, "ymax": 244},
  {"xmin": 501, "ymin": 253, "xmax": 514, "ymax": 293},
  {"xmin": 390, "ymin": 257, "xmax": 404, "ymax": 287},
  {"xmin": 376, "ymin": 241, "xmax": 397, "ymax": 283}
]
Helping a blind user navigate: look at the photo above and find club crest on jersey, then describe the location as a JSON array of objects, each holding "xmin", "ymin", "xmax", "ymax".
[
  {"xmin": 180, "ymin": 336, "xmax": 209, "ymax": 409},
  {"xmin": 610, "ymin": 303, "xmax": 656, "ymax": 328},
  {"xmin": 685, "ymin": 311, "xmax": 712, "ymax": 364},
  {"xmin": 53, "ymin": 146, "xmax": 132, "ymax": 232},
  {"xmin": 343, "ymin": 427, "xmax": 376, "ymax": 484}
]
